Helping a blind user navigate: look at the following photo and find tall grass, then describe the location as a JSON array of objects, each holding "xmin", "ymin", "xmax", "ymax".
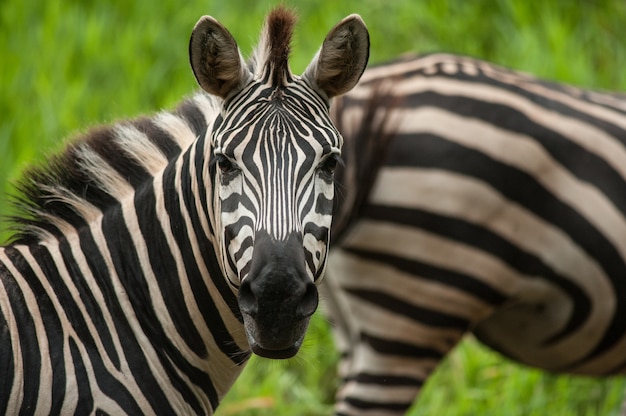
[{"xmin": 1, "ymin": 1, "xmax": 625, "ymax": 414}]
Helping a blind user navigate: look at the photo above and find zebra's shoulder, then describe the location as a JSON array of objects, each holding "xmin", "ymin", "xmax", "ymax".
[{"xmin": 7, "ymin": 92, "xmax": 218, "ymax": 244}]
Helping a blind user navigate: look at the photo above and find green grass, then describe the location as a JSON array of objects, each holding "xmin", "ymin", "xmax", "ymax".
[{"xmin": 2, "ymin": 0, "xmax": 626, "ymax": 414}]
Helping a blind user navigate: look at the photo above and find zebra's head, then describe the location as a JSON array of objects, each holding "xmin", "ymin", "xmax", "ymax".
[{"xmin": 189, "ymin": 8, "xmax": 369, "ymax": 358}]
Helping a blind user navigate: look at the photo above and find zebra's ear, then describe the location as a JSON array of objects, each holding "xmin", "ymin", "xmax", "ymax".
[
  {"xmin": 304, "ymin": 14, "xmax": 369, "ymax": 99},
  {"xmin": 189, "ymin": 16, "xmax": 252, "ymax": 99}
]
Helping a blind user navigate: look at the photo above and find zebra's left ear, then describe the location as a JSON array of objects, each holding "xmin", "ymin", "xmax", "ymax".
[
  {"xmin": 303, "ymin": 14, "xmax": 369, "ymax": 99},
  {"xmin": 189, "ymin": 16, "xmax": 253, "ymax": 99}
]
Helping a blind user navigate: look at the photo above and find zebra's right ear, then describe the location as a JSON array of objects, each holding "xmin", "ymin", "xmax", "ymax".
[
  {"xmin": 303, "ymin": 14, "xmax": 370, "ymax": 100},
  {"xmin": 189, "ymin": 16, "xmax": 252, "ymax": 99}
]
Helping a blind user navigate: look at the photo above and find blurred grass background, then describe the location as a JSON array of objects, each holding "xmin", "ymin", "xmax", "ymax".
[{"xmin": 1, "ymin": 0, "xmax": 626, "ymax": 414}]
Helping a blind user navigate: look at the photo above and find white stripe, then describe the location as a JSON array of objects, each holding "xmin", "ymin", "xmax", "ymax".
[
  {"xmin": 153, "ymin": 111, "xmax": 197, "ymax": 150},
  {"xmin": 76, "ymin": 145, "xmax": 134, "ymax": 200},
  {"xmin": 114, "ymin": 124, "xmax": 169, "ymax": 174}
]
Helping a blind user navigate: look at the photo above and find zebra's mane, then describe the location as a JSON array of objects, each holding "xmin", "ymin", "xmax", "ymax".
[
  {"xmin": 248, "ymin": 6, "xmax": 297, "ymax": 87},
  {"xmin": 7, "ymin": 93, "xmax": 217, "ymax": 244}
]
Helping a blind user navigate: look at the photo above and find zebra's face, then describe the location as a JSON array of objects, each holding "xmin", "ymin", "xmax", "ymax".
[
  {"xmin": 210, "ymin": 82, "xmax": 340, "ymax": 357},
  {"xmin": 190, "ymin": 9, "xmax": 369, "ymax": 358},
  {"xmin": 213, "ymin": 81, "xmax": 340, "ymax": 283}
]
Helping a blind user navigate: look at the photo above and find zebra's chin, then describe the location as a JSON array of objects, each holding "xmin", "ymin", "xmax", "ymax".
[
  {"xmin": 248, "ymin": 338, "xmax": 303, "ymax": 360},
  {"xmin": 242, "ymin": 314, "xmax": 310, "ymax": 359}
]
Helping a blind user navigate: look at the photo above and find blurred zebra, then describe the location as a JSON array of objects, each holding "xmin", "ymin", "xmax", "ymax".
[
  {"xmin": 0, "ymin": 7, "xmax": 369, "ymax": 414},
  {"xmin": 326, "ymin": 53, "xmax": 626, "ymax": 415}
]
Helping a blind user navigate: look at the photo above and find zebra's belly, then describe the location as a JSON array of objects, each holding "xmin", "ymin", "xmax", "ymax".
[{"xmin": 473, "ymin": 288, "xmax": 626, "ymax": 376}]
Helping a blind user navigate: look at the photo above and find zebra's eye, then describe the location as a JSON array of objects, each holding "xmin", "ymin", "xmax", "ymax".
[
  {"xmin": 215, "ymin": 155, "xmax": 237, "ymax": 174},
  {"xmin": 319, "ymin": 154, "xmax": 340, "ymax": 175}
]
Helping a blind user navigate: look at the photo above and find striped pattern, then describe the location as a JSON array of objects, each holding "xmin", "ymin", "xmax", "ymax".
[
  {"xmin": 1, "ymin": 92, "xmax": 249, "ymax": 415},
  {"xmin": 326, "ymin": 53, "xmax": 626, "ymax": 415},
  {"xmin": 212, "ymin": 76, "xmax": 342, "ymax": 284},
  {"xmin": 0, "ymin": 8, "xmax": 369, "ymax": 414},
  {"xmin": 189, "ymin": 7, "xmax": 369, "ymax": 359}
]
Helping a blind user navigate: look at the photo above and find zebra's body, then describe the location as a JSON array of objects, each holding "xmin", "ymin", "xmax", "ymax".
[
  {"xmin": 0, "ymin": 93, "xmax": 242, "ymax": 415},
  {"xmin": 0, "ymin": 8, "xmax": 369, "ymax": 414},
  {"xmin": 326, "ymin": 53, "xmax": 626, "ymax": 414}
]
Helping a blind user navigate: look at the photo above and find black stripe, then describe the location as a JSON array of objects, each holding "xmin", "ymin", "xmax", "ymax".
[
  {"xmin": 69, "ymin": 336, "xmax": 94, "ymax": 414},
  {"xmin": 175, "ymin": 98, "xmax": 208, "ymax": 139},
  {"xmin": 127, "ymin": 176, "xmax": 211, "ymax": 413},
  {"xmin": 192, "ymin": 136, "xmax": 215, "ymax": 238},
  {"xmin": 304, "ymin": 222, "xmax": 329, "ymax": 245},
  {"xmin": 233, "ymin": 236, "xmax": 253, "ymax": 264},
  {"xmin": 391, "ymin": 53, "xmax": 626, "ymax": 114},
  {"xmin": 607, "ymin": 357, "xmax": 626, "ymax": 375},
  {"xmin": 0, "ymin": 258, "xmax": 35, "ymax": 414},
  {"xmin": 133, "ymin": 117, "xmax": 182, "ymax": 161},
  {"xmin": 26, "ymin": 244, "xmax": 103, "ymax": 361},
  {"xmin": 0, "ymin": 271, "xmax": 14, "ymax": 415},
  {"xmin": 100, "ymin": 203, "xmax": 176, "ymax": 414},
  {"xmin": 351, "ymin": 372, "xmax": 424, "ymax": 387},
  {"xmin": 3, "ymin": 248, "xmax": 41, "ymax": 414},
  {"xmin": 314, "ymin": 191, "xmax": 333, "ymax": 216},
  {"xmin": 76, "ymin": 227, "xmax": 122, "ymax": 369},
  {"xmin": 344, "ymin": 397, "xmax": 414, "ymax": 412},
  {"xmin": 359, "ymin": 204, "xmax": 591, "ymax": 329},
  {"xmin": 224, "ymin": 82, "xmax": 266, "ymax": 116},
  {"xmin": 361, "ymin": 332, "xmax": 443, "ymax": 359},
  {"xmin": 347, "ymin": 288, "xmax": 470, "ymax": 330},
  {"xmin": 220, "ymin": 190, "xmax": 244, "ymax": 213},
  {"xmin": 344, "ymin": 245, "xmax": 507, "ymax": 307},
  {"xmin": 58, "ymin": 239, "xmax": 120, "ymax": 372}
]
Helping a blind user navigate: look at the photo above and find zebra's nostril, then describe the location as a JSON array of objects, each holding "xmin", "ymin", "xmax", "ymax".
[
  {"xmin": 298, "ymin": 282, "xmax": 318, "ymax": 319},
  {"xmin": 238, "ymin": 280, "xmax": 257, "ymax": 316}
]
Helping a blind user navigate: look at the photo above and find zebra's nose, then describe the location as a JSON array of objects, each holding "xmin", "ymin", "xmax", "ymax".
[
  {"xmin": 237, "ymin": 230, "xmax": 320, "ymax": 357},
  {"xmin": 238, "ymin": 270, "xmax": 318, "ymax": 320},
  {"xmin": 238, "ymin": 273, "xmax": 318, "ymax": 358}
]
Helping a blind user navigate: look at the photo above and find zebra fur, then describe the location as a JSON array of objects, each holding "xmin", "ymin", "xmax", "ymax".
[
  {"xmin": 326, "ymin": 53, "xmax": 626, "ymax": 415},
  {"xmin": 0, "ymin": 7, "xmax": 369, "ymax": 414},
  {"xmin": 1, "ymin": 92, "xmax": 238, "ymax": 415}
]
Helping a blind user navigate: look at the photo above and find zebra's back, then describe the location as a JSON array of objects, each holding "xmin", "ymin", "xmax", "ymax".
[{"xmin": 327, "ymin": 53, "xmax": 626, "ymax": 414}]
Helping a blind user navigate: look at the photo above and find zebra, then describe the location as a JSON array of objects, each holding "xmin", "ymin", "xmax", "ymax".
[
  {"xmin": 0, "ymin": 7, "xmax": 369, "ymax": 414},
  {"xmin": 324, "ymin": 53, "xmax": 626, "ymax": 414}
]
